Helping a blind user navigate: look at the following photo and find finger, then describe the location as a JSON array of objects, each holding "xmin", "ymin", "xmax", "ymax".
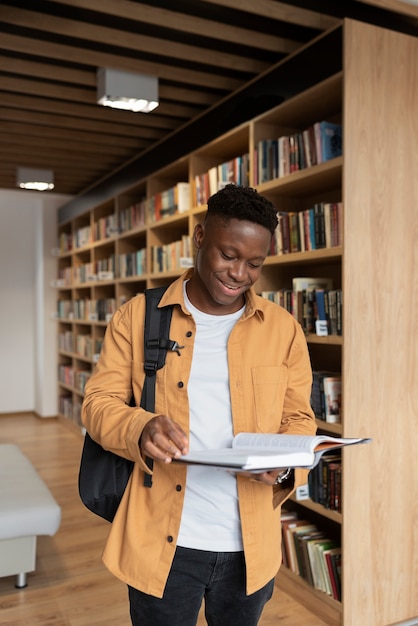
[{"xmin": 161, "ymin": 421, "xmax": 189, "ymax": 455}]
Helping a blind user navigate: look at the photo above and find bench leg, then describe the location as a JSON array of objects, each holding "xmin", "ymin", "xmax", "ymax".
[
  {"xmin": 0, "ymin": 536, "xmax": 36, "ymax": 587},
  {"xmin": 15, "ymin": 572, "xmax": 27, "ymax": 588}
]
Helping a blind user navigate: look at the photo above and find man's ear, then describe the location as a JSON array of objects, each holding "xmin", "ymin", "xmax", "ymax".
[{"xmin": 193, "ymin": 223, "xmax": 205, "ymax": 249}]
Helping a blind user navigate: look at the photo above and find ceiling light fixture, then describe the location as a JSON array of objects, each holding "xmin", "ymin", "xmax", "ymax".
[
  {"xmin": 97, "ymin": 68, "xmax": 159, "ymax": 113},
  {"xmin": 17, "ymin": 167, "xmax": 55, "ymax": 191}
]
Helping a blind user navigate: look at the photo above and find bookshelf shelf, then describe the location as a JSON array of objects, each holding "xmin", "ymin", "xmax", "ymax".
[
  {"xmin": 291, "ymin": 496, "xmax": 343, "ymax": 524},
  {"xmin": 277, "ymin": 567, "xmax": 342, "ymax": 626},
  {"xmin": 258, "ymin": 157, "xmax": 343, "ymax": 196},
  {"xmin": 56, "ymin": 18, "xmax": 417, "ymax": 626},
  {"xmin": 264, "ymin": 246, "xmax": 342, "ymax": 266}
]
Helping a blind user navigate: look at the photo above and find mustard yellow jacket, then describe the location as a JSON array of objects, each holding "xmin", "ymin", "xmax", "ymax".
[{"xmin": 82, "ymin": 269, "xmax": 316, "ymax": 597}]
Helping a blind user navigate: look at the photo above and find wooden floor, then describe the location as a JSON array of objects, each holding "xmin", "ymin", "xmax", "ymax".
[{"xmin": 0, "ymin": 413, "xmax": 330, "ymax": 626}]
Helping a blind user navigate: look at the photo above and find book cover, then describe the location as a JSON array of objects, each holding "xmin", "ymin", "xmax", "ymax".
[
  {"xmin": 280, "ymin": 510, "xmax": 298, "ymax": 567},
  {"xmin": 289, "ymin": 523, "xmax": 317, "ymax": 575},
  {"xmin": 319, "ymin": 121, "xmax": 342, "ymax": 162},
  {"xmin": 325, "ymin": 548, "xmax": 342, "ymax": 600},
  {"xmin": 292, "ymin": 276, "xmax": 333, "ymax": 292},
  {"xmin": 315, "ymin": 539, "xmax": 339, "ymax": 595},
  {"xmin": 298, "ymin": 530, "xmax": 326, "ymax": 585},
  {"xmin": 281, "ymin": 518, "xmax": 312, "ymax": 573},
  {"xmin": 176, "ymin": 182, "xmax": 191, "ymax": 213},
  {"xmin": 323, "ymin": 376, "xmax": 342, "ymax": 423}
]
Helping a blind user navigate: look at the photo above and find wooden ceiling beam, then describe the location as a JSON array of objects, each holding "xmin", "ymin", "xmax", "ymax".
[
  {"xmin": 0, "ymin": 57, "xmax": 221, "ymax": 107},
  {"xmin": 0, "ymin": 164, "xmax": 109, "ymax": 182},
  {"xmin": 0, "ymin": 76, "xmax": 203, "ymax": 120},
  {"xmin": 202, "ymin": 0, "xmax": 338, "ymax": 29},
  {"xmin": 37, "ymin": 0, "xmax": 302, "ymax": 53},
  {"xmin": 0, "ymin": 107, "xmax": 166, "ymax": 140},
  {"xmin": 0, "ymin": 120, "xmax": 147, "ymax": 149},
  {"xmin": 0, "ymin": 33, "xmax": 243, "ymax": 91},
  {"xmin": 0, "ymin": 54, "xmax": 219, "ymax": 106},
  {"xmin": 0, "ymin": 56, "xmax": 93, "ymax": 86},
  {"xmin": 1, "ymin": 152, "xmax": 118, "ymax": 174},
  {"xmin": 0, "ymin": 132, "xmax": 137, "ymax": 158},
  {"xmin": 0, "ymin": 6, "xmax": 270, "ymax": 74},
  {"xmin": 0, "ymin": 92, "xmax": 191, "ymax": 131}
]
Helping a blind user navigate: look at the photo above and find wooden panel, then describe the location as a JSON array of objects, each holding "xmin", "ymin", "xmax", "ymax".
[{"xmin": 342, "ymin": 19, "xmax": 418, "ymax": 626}]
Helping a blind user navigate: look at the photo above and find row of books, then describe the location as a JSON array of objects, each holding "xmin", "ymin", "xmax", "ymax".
[
  {"xmin": 94, "ymin": 213, "xmax": 119, "ymax": 240},
  {"xmin": 60, "ymin": 254, "xmax": 143, "ymax": 285},
  {"xmin": 311, "ymin": 371, "xmax": 342, "ymax": 423},
  {"xmin": 270, "ymin": 202, "xmax": 343, "ymax": 255},
  {"xmin": 118, "ymin": 249, "xmax": 147, "ymax": 278},
  {"xmin": 308, "ymin": 453, "xmax": 342, "ymax": 512},
  {"xmin": 281, "ymin": 509, "xmax": 341, "ymax": 601},
  {"xmin": 57, "ymin": 298, "xmax": 117, "ymax": 322},
  {"xmin": 61, "ymin": 195, "xmax": 341, "ymax": 260},
  {"xmin": 58, "ymin": 365, "xmax": 91, "ymax": 393},
  {"xmin": 60, "ymin": 185, "xmax": 190, "ymax": 256},
  {"xmin": 59, "ymin": 231, "xmax": 73, "ymax": 253},
  {"xmin": 254, "ymin": 120, "xmax": 342, "ymax": 184},
  {"xmin": 58, "ymin": 330, "xmax": 103, "ymax": 361},
  {"xmin": 260, "ymin": 277, "xmax": 342, "ymax": 336},
  {"xmin": 147, "ymin": 182, "xmax": 191, "ymax": 222},
  {"xmin": 58, "ymin": 395, "xmax": 82, "ymax": 423},
  {"xmin": 119, "ymin": 199, "xmax": 146, "ymax": 232},
  {"xmin": 151, "ymin": 235, "xmax": 193, "ymax": 273},
  {"xmin": 57, "ymin": 266, "xmax": 72, "ymax": 286},
  {"xmin": 58, "ymin": 330, "xmax": 74, "ymax": 353},
  {"xmin": 72, "ymin": 258, "xmax": 115, "ymax": 284},
  {"xmin": 193, "ymin": 153, "xmax": 250, "ymax": 207}
]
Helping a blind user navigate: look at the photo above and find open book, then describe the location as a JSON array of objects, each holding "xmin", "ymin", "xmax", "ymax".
[{"xmin": 176, "ymin": 433, "xmax": 371, "ymax": 472}]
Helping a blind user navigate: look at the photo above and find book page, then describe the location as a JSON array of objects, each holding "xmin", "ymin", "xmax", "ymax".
[
  {"xmin": 232, "ymin": 433, "xmax": 320, "ymax": 454},
  {"xmin": 232, "ymin": 433, "xmax": 369, "ymax": 455}
]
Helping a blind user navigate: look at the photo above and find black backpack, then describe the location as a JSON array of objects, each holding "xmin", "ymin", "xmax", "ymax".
[{"xmin": 78, "ymin": 285, "xmax": 180, "ymax": 522}]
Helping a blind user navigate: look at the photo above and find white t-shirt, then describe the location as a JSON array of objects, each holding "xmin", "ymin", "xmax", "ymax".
[{"xmin": 177, "ymin": 283, "xmax": 245, "ymax": 551}]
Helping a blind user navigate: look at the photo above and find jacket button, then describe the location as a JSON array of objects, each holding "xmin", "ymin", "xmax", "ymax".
[
  {"xmin": 167, "ymin": 536, "xmax": 174, "ymax": 543},
  {"xmin": 186, "ymin": 331, "xmax": 192, "ymax": 337},
  {"xmin": 176, "ymin": 484, "xmax": 182, "ymax": 492},
  {"xmin": 177, "ymin": 381, "xmax": 184, "ymax": 388}
]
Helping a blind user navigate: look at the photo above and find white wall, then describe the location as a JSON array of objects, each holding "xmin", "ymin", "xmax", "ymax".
[{"xmin": 0, "ymin": 189, "xmax": 72, "ymax": 416}]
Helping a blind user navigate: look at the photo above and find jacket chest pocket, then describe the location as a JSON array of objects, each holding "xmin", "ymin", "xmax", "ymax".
[{"xmin": 251, "ymin": 365, "xmax": 288, "ymax": 431}]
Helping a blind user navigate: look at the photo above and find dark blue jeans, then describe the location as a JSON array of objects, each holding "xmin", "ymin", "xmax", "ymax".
[{"xmin": 128, "ymin": 546, "xmax": 274, "ymax": 626}]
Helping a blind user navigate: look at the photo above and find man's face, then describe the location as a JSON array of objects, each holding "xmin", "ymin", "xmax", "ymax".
[{"xmin": 189, "ymin": 216, "xmax": 271, "ymax": 315}]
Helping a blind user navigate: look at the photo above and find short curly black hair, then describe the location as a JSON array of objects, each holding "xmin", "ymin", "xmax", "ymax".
[{"xmin": 205, "ymin": 184, "xmax": 278, "ymax": 236}]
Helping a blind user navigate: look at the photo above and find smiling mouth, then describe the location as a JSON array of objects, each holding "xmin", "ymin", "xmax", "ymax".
[{"xmin": 219, "ymin": 279, "xmax": 243, "ymax": 292}]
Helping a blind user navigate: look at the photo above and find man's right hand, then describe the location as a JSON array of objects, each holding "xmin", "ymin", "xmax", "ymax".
[{"xmin": 140, "ymin": 415, "xmax": 189, "ymax": 463}]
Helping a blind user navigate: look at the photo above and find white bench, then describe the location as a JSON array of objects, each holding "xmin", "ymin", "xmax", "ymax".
[{"xmin": 0, "ymin": 443, "xmax": 61, "ymax": 588}]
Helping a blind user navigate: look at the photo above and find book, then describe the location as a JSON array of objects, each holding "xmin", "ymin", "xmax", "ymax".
[
  {"xmin": 280, "ymin": 510, "xmax": 299, "ymax": 567},
  {"xmin": 292, "ymin": 276, "xmax": 333, "ymax": 292},
  {"xmin": 288, "ymin": 523, "xmax": 317, "ymax": 575},
  {"xmin": 281, "ymin": 518, "xmax": 313, "ymax": 572},
  {"xmin": 323, "ymin": 375, "xmax": 342, "ymax": 423},
  {"xmin": 325, "ymin": 547, "xmax": 342, "ymax": 600},
  {"xmin": 314, "ymin": 121, "xmax": 342, "ymax": 163},
  {"xmin": 176, "ymin": 432, "xmax": 371, "ymax": 472}
]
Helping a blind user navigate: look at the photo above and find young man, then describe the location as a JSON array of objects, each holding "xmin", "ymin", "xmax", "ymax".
[{"xmin": 82, "ymin": 184, "xmax": 316, "ymax": 626}]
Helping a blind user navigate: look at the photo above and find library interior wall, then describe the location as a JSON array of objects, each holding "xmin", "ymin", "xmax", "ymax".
[{"xmin": 0, "ymin": 189, "xmax": 72, "ymax": 417}]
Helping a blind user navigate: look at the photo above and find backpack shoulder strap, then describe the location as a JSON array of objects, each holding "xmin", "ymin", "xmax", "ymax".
[{"xmin": 141, "ymin": 285, "xmax": 178, "ymax": 487}]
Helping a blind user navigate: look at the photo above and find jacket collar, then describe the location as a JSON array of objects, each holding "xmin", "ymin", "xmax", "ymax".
[{"xmin": 159, "ymin": 269, "xmax": 265, "ymax": 322}]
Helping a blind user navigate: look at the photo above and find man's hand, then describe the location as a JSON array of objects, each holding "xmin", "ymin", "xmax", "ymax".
[
  {"xmin": 140, "ymin": 415, "xmax": 189, "ymax": 463},
  {"xmin": 240, "ymin": 469, "xmax": 288, "ymax": 486}
]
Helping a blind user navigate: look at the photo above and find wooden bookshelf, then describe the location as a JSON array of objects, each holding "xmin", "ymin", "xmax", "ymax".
[{"xmin": 56, "ymin": 19, "xmax": 417, "ymax": 626}]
